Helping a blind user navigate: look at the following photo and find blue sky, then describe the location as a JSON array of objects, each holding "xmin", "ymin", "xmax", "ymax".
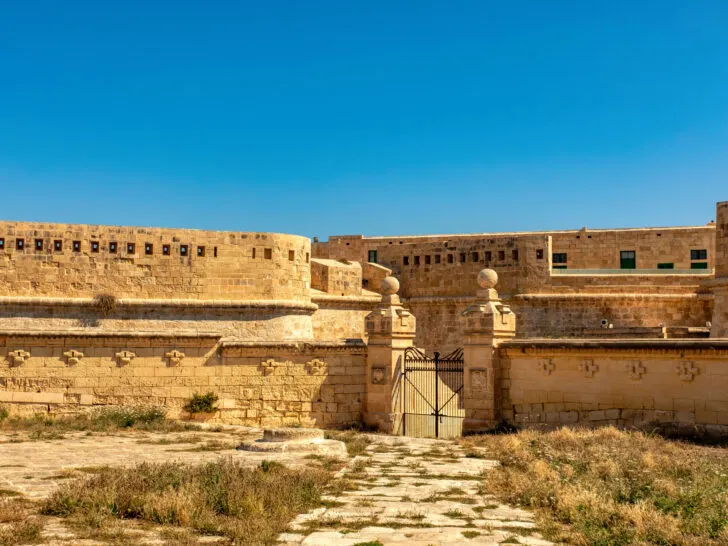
[{"xmin": 1, "ymin": 1, "xmax": 726, "ymax": 239}]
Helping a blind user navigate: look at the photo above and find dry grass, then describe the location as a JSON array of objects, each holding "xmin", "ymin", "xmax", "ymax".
[
  {"xmin": 462, "ymin": 426, "xmax": 728, "ymax": 545},
  {"xmin": 0, "ymin": 497, "xmax": 43, "ymax": 545},
  {"xmin": 40, "ymin": 458, "xmax": 330, "ymax": 545}
]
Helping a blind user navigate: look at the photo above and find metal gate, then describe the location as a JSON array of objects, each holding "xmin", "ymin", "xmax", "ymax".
[{"xmin": 401, "ymin": 347, "xmax": 465, "ymax": 438}]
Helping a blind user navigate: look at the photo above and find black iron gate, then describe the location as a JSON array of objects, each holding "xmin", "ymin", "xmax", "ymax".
[{"xmin": 401, "ymin": 347, "xmax": 464, "ymax": 438}]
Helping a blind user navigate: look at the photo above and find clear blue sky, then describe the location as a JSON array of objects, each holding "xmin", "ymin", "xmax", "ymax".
[{"xmin": 1, "ymin": 1, "xmax": 726, "ymax": 239}]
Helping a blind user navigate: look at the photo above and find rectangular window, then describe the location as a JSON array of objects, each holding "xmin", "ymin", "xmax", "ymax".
[
  {"xmin": 264, "ymin": 248, "xmax": 272, "ymax": 259},
  {"xmin": 127, "ymin": 243, "xmax": 135, "ymax": 254},
  {"xmin": 552, "ymin": 252, "xmax": 567, "ymax": 264},
  {"xmin": 162, "ymin": 244, "xmax": 170, "ymax": 256},
  {"xmin": 73, "ymin": 241, "xmax": 81, "ymax": 252},
  {"xmin": 485, "ymin": 251, "xmax": 492, "ymax": 262},
  {"xmin": 16, "ymin": 238, "xmax": 24, "ymax": 250},
  {"xmin": 447, "ymin": 254, "xmax": 454, "ymax": 264},
  {"xmin": 306, "ymin": 252, "xmax": 309, "ymax": 263},
  {"xmin": 512, "ymin": 249, "xmax": 519, "ymax": 261},
  {"xmin": 691, "ymin": 249, "xmax": 708, "ymax": 261},
  {"xmin": 498, "ymin": 250, "xmax": 505, "ymax": 260},
  {"xmin": 403, "ymin": 256, "xmax": 409, "ymax": 266},
  {"xmin": 252, "ymin": 248, "xmax": 256, "ymax": 259},
  {"xmin": 414, "ymin": 255, "xmax": 420, "ymax": 266},
  {"xmin": 536, "ymin": 249, "xmax": 544, "ymax": 259},
  {"xmin": 180, "ymin": 245, "xmax": 188, "ymax": 256},
  {"xmin": 288, "ymin": 250, "xmax": 295, "ymax": 261},
  {"xmin": 109, "ymin": 242, "xmax": 117, "ymax": 254},
  {"xmin": 197, "ymin": 246, "xmax": 205, "ymax": 257},
  {"xmin": 145, "ymin": 243, "xmax": 153, "ymax": 255},
  {"xmin": 54, "ymin": 240, "xmax": 62, "ymax": 251},
  {"xmin": 213, "ymin": 246, "xmax": 217, "ymax": 257},
  {"xmin": 0, "ymin": 238, "xmax": 5, "ymax": 250},
  {"xmin": 471, "ymin": 252, "xmax": 479, "ymax": 262},
  {"xmin": 459, "ymin": 253, "xmax": 466, "ymax": 263},
  {"xmin": 367, "ymin": 250, "xmax": 377, "ymax": 263},
  {"xmin": 657, "ymin": 263, "xmax": 674, "ymax": 269},
  {"xmin": 691, "ymin": 262, "xmax": 708, "ymax": 269},
  {"xmin": 620, "ymin": 250, "xmax": 636, "ymax": 269},
  {"xmin": 91, "ymin": 241, "xmax": 100, "ymax": 253},
  {"xmin": 425, "ymin": 255, "xmax": 431, "ymax": 265},
  {"xmin": 35, "ymin": 239, "xmax": 43, "ymax": 250},
  {"xmin": 434, "ymin": 254, "xmax": 441, "ymax": 264}
]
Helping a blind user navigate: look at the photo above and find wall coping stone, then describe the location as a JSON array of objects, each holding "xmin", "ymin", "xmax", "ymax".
[
  {"xmin": 0, "ymin": 329, "xmax": 222, "ymax": 339},
  {"xmin": 501, "ymin": 338, "xmax": 728, "ymax": 353}
]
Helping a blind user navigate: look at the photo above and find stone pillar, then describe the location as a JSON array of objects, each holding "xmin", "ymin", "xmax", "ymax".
[
  {"xmin": 710, "ymin": 201, "xmax": 728, "ymax": 338},
  {"xmin": 364, "ymin": 276, "xmax": 416, "ymax": 433},
  {"xmin": 460, "ymin": 269, "xmax": 516, "ymax": 431}
]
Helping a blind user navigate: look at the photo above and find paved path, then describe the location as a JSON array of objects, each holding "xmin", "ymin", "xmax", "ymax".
[{"xmin": 280, "ymin": 435, "xmax": 551, "ymax": 546}]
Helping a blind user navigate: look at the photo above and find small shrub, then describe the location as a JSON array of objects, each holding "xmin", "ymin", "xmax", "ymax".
[
  {"xmin": 184, "ymin": 392, "xmax": 219, "ymax": 414},
  {"xmin": 0, "ymin": 406, "xmax": 8, "ymax": 423},
  {"xmin": 92, "ymin": 293, "xmax": 117, "ymax": 316}
]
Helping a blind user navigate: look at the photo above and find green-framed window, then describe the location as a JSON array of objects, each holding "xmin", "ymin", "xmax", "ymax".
[{"xmin": 620, "ymin": 250, "xmax": 636, "ymax": 269}]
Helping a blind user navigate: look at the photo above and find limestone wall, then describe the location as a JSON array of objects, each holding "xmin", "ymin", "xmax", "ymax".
[
  {"xmin": 499, "ymin": 340, "xmax": 728, "ymax": 433},
  {"xmin": 0, "ymin": 333, "xmax": 366, "ymax": 427},
  {"xmin": 0, "ymin": 221, "xmax": 311, "ymax": 302}
]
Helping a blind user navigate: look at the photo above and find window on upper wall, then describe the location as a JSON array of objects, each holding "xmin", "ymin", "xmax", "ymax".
[
  {"xmin": 691, "ymin": 249, "xmax": 708, "ymax": 261},
  {"xmin": 35, "ymin": 239, "xmax": 43, "ymax": 251},
  {"xmin": 434, "ymin": 254, "xmax": 441, "ymax": 264},
  {"xmin": 145, "ymin": 243, "xmax": 153, "ymax": 255},
  {"xmin": 16, "ymin": 238, "xmax": 25, "ymax": 250},
  {"xmin": 424, "ymin": 255, "xmax": 431, "ymax": 265},
  {"xmin": 0, "ymin": 238, "xmax": 5, "ymax": 250},
  {"xmin": 512, "ymin": 249, "xmax": 519, "ymax": 261},
  {"xmin": 552, "ymin": 252, "xmax": 567, "ymax": 264},
  {"xmin": 109, "ymin": 242, "xmax": 117, "ymax": 253},
  {"xmin": 264, "ymin": 248, "xmax": 272, "ymax": 259},
  {"xmin": 657, "ymin": 263, "xmax": 674, "ymax": 269},
  {"xmin": 180, "ymin": 245, "xmax": 188, "ymax": 256},
  {"xmin": 368, "ymin": 250, "xmax": 377, "ymax": 263},
  {"xmin": 485, "ymin": 251, "xmax": 492, "ymax": 262},
  {"xmin": 162, "ymin": 244, "xmax": 170, "ymax": 256},
  {"xmin": 288, "ymin": 250, "xmax": 295, "ymax": 261},
  {"xmin": 306, "ymin": 252, "xmax": 309, "ymax": 263},
  {"xmin": 498, "ymin": 250, "xmax": 505, "ymax": 260},
  {"xmin": 73, "ymin": 241, "xmax": 81, "ymax": 252},
  {"xmin": 471, "ymin": 252, "xmax": 479, "ymax": 262},
  {"xmin": 691, "ymin": 262, "xmax": 708, "ymax": 269},
  {"xmin": 536, "ymin": 249, "xmax": 544, "ymax": 259},
  {"xmin": 403, "ymin": 256, "xmax": 409, "ymax": 266},
  {"xmin": 197, "ymin": 246, "xmax": 205, "ymax": 257},
  {"xmin": 91, "ymin": 241, "xmax": 100, "ymax": 253},
  {"xmin": 54, "ymin": 240, "xmax": 62, "ymax": 251},
  {"xmin": 620, "ymin": 250, "xmax": 636, "ymax": 269},
  {"xmin": 127, "ymin": 243, "xmax": 135, "ymax": 254},
  {"xmin": 459, "ymin": 253, "xmax": 466, "ymax": 263},
  {"xmin": 414, "ymin": 255, "xmax": 420, "ymax": 266}
]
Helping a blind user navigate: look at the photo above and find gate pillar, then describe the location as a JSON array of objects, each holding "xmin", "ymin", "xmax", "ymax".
[
  {"xmin": 460, "ymin": 269, "xmax": 516, "ymax": 432},
  {"xmin": 364, "ymin": 276, "xmax": 416, "ymax": 433}
]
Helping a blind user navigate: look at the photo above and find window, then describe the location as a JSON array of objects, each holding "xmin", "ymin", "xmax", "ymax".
[
  {"xmin": 657, "ymin": 263, "xmax": 674, "ymax": 269},
  {"xmin": 498, "ymin": 250, "xmax": 505, "ymax": 261},
  {"xmin": 54, "ymin": 240, "xmax": 62, "ymax": 251},
  {"xmin": 0, "ymin": 238, "xmax": 4, "ymax": 250},
  {"xmin": 109, "ymin": 242, "xmax": 117, "ymax": 253},
  {"xmin": 403, "ymin": 256, "xmax": 409, "ymax": 266},
  {"xmin": 213, "ymin": 247, "xmax": 218, "ymax": 257},
  {"xmin": 264, "ymin": 248, "xmax": 272, "ymax": 259},
  {"xmin": 91, "ymin": 241, "xmax": 99, "ymax": 253},
  {"xmin": 368, "ymin": 250, "xmax": 377, "ymax": 263},
  {"xmin": 552, "ymin": 253, "xmax": 567, "ymax": 264},
  {"xmin": 73, "ymin": 241, "xmax": 81, "ymax": 252},
  {"xmin": 180, "ymin": 245, "xmax": 188, "ymax": 256},
  {"xmin": 691, "ymin": 249, "xmax": 708, "ymax": 261},
  {"xmin": 447, "ymin": 254, "xmax": 454, "ymax": 264},
  {"xmin": 306, "ymin": 252, "xmax": 309, "ymax": 263},
  {"xmin": 127, "ymin": 243, "xmax": 135, "ymax": 254},
  {"xmin": 435, "ymin": 254, "xmax": 441, "ymax": 264},
  {"xmin": 459, "ymin": 253, "xmax": 466, "ymax": 263},
  {"xmin": 485, "ymin": 251, "xmax": 492, "ymax": 262},
  {"xmin": 471, "ymin": 252, "xmax": 479, "ymax": 262},
  {"xmin": 162, "ymin": 244, "xmax": 170, "ymax": 256},
  {"xmin": 145, "ymin": 243, "xmax": 153, "ymax": 255},
  {"xmin": 288, "ymin": 250, "xmax": 295, "ymax": 261},
  {"xmin": 512, "ymin": 249, "xmax": 519, "ymax": 261},
  {"xmin": 425, "ymin": 255, "xmax": 431, "ymax": 265},
  {"xmin": 35, "ymin": 239, "xmax": 43, "ymax": 250},
  {"xmin": 197, "ymin": 246, "xmax": 205, "ymax": 257},
  {"xmin": 620, "ymin": 250, "xmax": 636, "ymax": 269},
  {"xmin": 252, "ymin": 248, "xmax": 256, "ymax": 259},
  {"xmin": 536, "ymin": 249, "xmax": 544, "ymax": 259},
  {"xmin": 691, "ymin": 262, "xmax": 708, "ymax": 270},
  {"xmin": 16, "ymin": 238, "xmax": 24, "ymax": 250},
  {"xmin": 414, "ymin": 256, "xmax": 420, "ymax": 266}
]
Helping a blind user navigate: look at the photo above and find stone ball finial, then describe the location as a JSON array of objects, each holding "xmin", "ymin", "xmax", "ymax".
[
  {"xmin": 381, "ymin": 276, "xmax": 400, "ymax": 296},
  {"xmin": 477, "ymin": 268, "xmax": 498, "ymax": 289}
]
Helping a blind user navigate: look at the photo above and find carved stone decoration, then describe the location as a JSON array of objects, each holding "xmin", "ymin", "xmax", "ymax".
[
  {"xmin": 305, "ymin": 359, "xmax": 327, "ymax": 376},
  {"xmin": 165, "ymin": 350, "xmax": 185, "ymax": 366},
  {"xmin": 676, "ymin": 360, "xmax": 698, "ymax": 382},
  {"xmin": 7, "ymin": 350, "xmax": 30, "ymax": 367},
  {"xmin": 625, "ymin": 360, "xmax": 646, "ymax": 380},
  {"xmin": 471, "ymin": 369, "xmax": 488, "ymax": 391},
  {"xmin": 115, "ymin": 350, "xmax": 136, "ymax": 366},
  {"xmin": 260, "ymin": 358, "xmax": 285, "ymax": 376},
  {"xmin": 537, "ymin": 358, "xmax": 555, "ymax": 376},
  {"xmin": 371, "ymin": 367, "xmax": 386, "ymax": 384},
  {"xmin": 579, "ymin": 359, "xmax": 599, "ymax": 378},
  {"xmin": 63, "ymin": 350, "xmax": 84, "ymax": 366}
]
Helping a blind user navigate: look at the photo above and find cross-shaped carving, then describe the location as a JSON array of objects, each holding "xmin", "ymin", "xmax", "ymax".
[
  {"xmin": 579, "ymin": 359, "xmax": 599, "ymax": 378},
  {"xmin": 537, "ymin": 358, "xmax": 555, "ymax": 376},
  {"xmin": 260, "ymin": 359, "xmax": 278, "ymax": 376},
  {"xmin": 7, "ymin": 349, "xmax": 30, "ymax": 366},
  {"xmin": 165, "ymin": 350, "xmax": 185, "ymax": 366},
  {"xmin": 63, "ymin": 350, "xmax": 84, "ymax": 366},
  {"xmin": 305, "ymin": 359, "xmax": 327, "ymax": 376},
  {"xmin": 625, "ymin": 360, "xmax": 646, "ymax": 380},
  {"xmin": 676, "ymin": 360, "xmax": 698, "ymax": 382},
  {"xmin": 115, "ymin": 350, "xmax": 136, "ymax": 366}
]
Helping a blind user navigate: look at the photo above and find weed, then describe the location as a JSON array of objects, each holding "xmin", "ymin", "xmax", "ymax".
[
  {"xmin": 462, "ymin": 530, "xmax": 481, "ymax": 539},
  {"xmin": 183, "ymin": 392, "xmax": 219, "ymax": 414},
  {"xmin": 443, "ymin": 509, "xmax": 465, "ymax": 519}
]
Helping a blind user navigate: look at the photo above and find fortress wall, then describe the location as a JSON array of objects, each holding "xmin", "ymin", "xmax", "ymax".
[
  {"xmin": 0, "ymin": 333, "xmax": 366, "ymax": 427},
  {"xmin": 0, "ymin": 221, "xmax": 311, "ymax": 302},
  {"xmin": 500, "ymin": 341, "xmax": 728, "ymax": 433}
]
